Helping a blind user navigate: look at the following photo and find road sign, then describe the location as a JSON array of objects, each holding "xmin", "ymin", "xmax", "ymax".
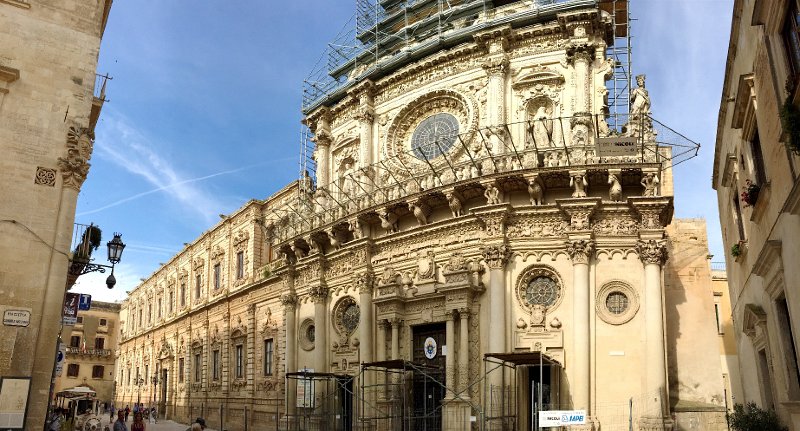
[
  {"xmin": 78, "ymin": 294, "xmax": 92, "ymax": 311},
  {"xmin": 63, "ymin": 293, "xmax": 80, "ymax": 325},
  {"xmin": 539, "ymin": 410, "xmax": 587, "ymax": 427},
  {"xmin": 55, "ymin": 343, "xmax": 66, "ymax": 376}
]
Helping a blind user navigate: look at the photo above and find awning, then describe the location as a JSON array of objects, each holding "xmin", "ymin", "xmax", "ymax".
[{"xmin": 484, "ymin": 351, "xmax": 561, "ymax": 367}]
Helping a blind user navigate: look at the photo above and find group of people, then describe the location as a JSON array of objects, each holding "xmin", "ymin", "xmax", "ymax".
[{"xmin": 110, "ymin": 409, "xmax": 206, "ymax": 431}]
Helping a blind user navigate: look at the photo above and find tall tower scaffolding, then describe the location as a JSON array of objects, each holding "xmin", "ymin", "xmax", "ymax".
[{"xmin": 600, "ymin": 0, "xmax": 631, "ymax": 130}]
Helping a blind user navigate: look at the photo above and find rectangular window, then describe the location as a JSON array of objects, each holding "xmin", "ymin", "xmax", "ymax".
[
  {"xmin": 713, "ymin": 298, "xmax": 723, "ymax": 335},
  {"xmin": 732, "ymin": 190, "xmax": 746, "ymax": 242},
  {"xmin": 76, "ymin": 316, "xmax": 83, "ymax": 324},
  {"xmin": 157, "ymin": 298, "xmax": 162, "ymax": 318},
  {"xmin": 236, "ymin": 344, "xmax": 244, "ymax": 379},
  {"xmin": 138, "ymin": 309, "xmax": 142, "ymax": 327},
  {"xmin": 145, "ymin": 364, "xmax": 149, "ymax": 382},
  {"xmin": 194, "ymin": 353, "xmax": 201, "ymax": 382},
  {"xmin": 95, "ymin": 337, "xmax": 105, "ymax": 349},
  {"xmin": 236, "ymin": 251, "xmax": 244, "ymax": 280},
  {"xmin": 195, "ymin": 274, "xmax": 202, "ymax": 299},
  {"xmin": 128, "ymin": 368, "xmax": 131, "ymax": 386},
  {"xmin": 67, "ymin": 364, "xmax": 79, "ymax": 377},
  {"xmin": 777, "ymin": 296, "xmax": 800, "ymax": 395},
  {"xmin": 212, "ymin": 350, "xmax": 220, "ymax": 380},
  {"xmin": 180, "ymin": 282, "xmax": 186, "ymax": 307},
  {"xmin": 70, "ymin": 335, "xmax": 81, "ymax": 348},
  {"xmin": 784, "ymin": 0, "xmax": 800, "ymax": 77},
  {"xmin": 178, "ymin": 358, "xmax": 185, "ymax": 383},
  {"xmin": 750, "ymin": 128, "xmax": 767, "ymax": 186},
  {"xmin": 264, "ymin": 339, "xmax": 274, "ymax": 376},
  {"xmin": 759, "ymin": 349, "xmax": 775, "ymax": 409},
  {"xmin": 169, "ymin": 291, "xmax": 174, "ymax": 313},
  {"xmin": 92, "ymin": 365, "xmax": 104, "ymax": 379},
  {"xmin": 148, "ymin": 304, "xmax": 152, "ymax": 323},
  {"xmin": 99, "ymin": 318, "xmax": 107, "ymax": 326},
  {"xmin": 213, "ymin": 264, "xmax": 221, "ymax": 290}
]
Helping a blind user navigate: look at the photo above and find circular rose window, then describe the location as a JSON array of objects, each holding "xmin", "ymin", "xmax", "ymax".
[
  {"xmin": 411, "ymin": 113, "xmax": 459, "ymax": 160},
  {"xmin": 525, "ymin": 276, "xmax": 560, "ymax": 307}
]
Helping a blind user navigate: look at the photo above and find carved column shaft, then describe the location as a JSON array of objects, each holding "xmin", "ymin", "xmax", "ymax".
[
  {"xmin": 376, "ymin": 320, "xmax": 387, "ymax": 400},
  {"xmin": 638, "ymin": 240, "xmax": 669, "ymax": 421},
  {"xmin": 483, "ymin": 245, "xmax": 509, "ymax": 354},
  {"xmin": 311, "ymin": 287, "xmax": 329, "ymax": 373},
  {"xmin": 483, "ymin": 56, "xmax": 509, "ymax": 154},
  {"xmin": 445, "ymin": 311, "xmax": 456, "ymax": 397},
  {"xmin": 390, "ymin": 319, "xmax": 400, "ymax": 360},
  {"xmin": 281, "ymin": 289, "xmax": 298, "ymax": 416},
  {"xmin": 570, "ymin": 49, "xmax": 592, "ymax": 114},
  {"xmin": 458, "ymin": 309, "xmax": 470, "ymax": 396},
  {"xmin": 567, "ymin": 239, "xmax": 593, "ymax": 412},
  {"xmin": 358, "ymin": 275, "xmax": 374, "ymax": 364}
]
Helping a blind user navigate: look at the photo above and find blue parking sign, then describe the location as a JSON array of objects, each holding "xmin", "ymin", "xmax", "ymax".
[{"xmin": 78, "ymin": 294, "xmax": 92, "ymax": 311}]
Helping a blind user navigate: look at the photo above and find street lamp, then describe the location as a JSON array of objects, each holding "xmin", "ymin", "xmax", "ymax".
[
  {"xmin": 151, "ymin": 374, "xmax": 159, "ymax": 423},
  {"xmin": 68, "ymin": 224, "xmax": 126, "ymax": 289},
  {"xmin": 134, "ymin": 376, "xmax": 145, "ymax": 407}
]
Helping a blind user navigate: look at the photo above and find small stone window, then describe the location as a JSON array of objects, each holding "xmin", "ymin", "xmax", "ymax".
[
  {"xmin": 299, "ymin": 319, "xmax": 315, "ymax": 351},
  {"xmin": 597, "ymin": 281, "xmax": 639, "ymax": 325}
]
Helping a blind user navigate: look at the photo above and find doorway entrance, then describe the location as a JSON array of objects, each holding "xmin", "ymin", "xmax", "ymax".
[
  {"xmin": 528, "ymin": 364, "xmax": 552, "ymax": 430},
  {"xmin": 338, "ymin": 375, "xmax": 354, "ymax": 431},
  {"xmin": 411, "ymin": 323, "xmax": 446, "ymax": 431},
  {"xmin": 160, "ymin": 368, "xmax": 168, "ymax": 416}
]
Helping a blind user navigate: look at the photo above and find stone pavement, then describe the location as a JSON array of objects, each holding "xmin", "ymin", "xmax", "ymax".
[{"xmin": 91, "ymin": 417, "xmax": 218, "ymax": 431}]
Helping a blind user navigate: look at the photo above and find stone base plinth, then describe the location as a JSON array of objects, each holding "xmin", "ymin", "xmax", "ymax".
[
  {"xmin": 638, "ymin": 415, "xmax": 674, "ymax": 431},
  {"xmin": 442, "ymin": 398, "xmax": 472, "ymax": 431}
]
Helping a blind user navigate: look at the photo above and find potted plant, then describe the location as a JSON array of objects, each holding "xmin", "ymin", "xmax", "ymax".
[
  {"xmin": 730, "ymin": 243, "xmax": 741, "ymax": 258},
  {"xmin": 780, "ymin": 78, "xmax": 800, "ymax": 155},
  {"xmin": 740, "ymin": 180, "xmax": 760, "ymax": 208}
]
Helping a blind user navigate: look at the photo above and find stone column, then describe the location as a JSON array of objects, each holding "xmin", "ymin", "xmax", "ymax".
[
  {"xmin": 482, "ymin": 55, "xmax": 509, "ymax": 155},
  {"xmin": 566, "ymin": 239, "xmax": 594, "ymax": 414},
  {"xmin": 637, "ymin": 239, "xmax": 670, "ymax": 428},
  {"xmin": 568, "ymin": 46, "xmax": 593, "ymax": 114},
  {"xmin": 482, "ymin": 244, "xmax": 509, "ymax": 355},
  {"xmin": 390, "ymin": 318, "xmax": 400, "ymax": 360},
  {"xmin": 445, "ymin": 310, "xmax": 456, "ymax": 397},
  {"xmin": 357, "ymin": 273, "xmax": 375, "ymax": 364},
  {"xmin": 281, "ymin": 291, "xmax": 298, "ymax": 416},
  {"xmin": 247, "ymin": 304, "xmax": 256, "ymax": 399},
  {"xmin": 376, "ymin": 319, "xmax": 387, "ymax": 362},
  {"xmin": 312, "ymin": 112, "xmax": 332, "ymax": 188},
  {"xmin": 458, "ymin": 308, "xmax": 470, "ymax": 398},
  {"xmin": 310, "ymin": 285, "xmax": 329, "ymax": 373}
]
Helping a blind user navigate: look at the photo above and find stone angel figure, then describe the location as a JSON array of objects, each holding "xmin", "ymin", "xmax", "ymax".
[{"xmin": 608, "ymin": 173, "xmax": 622, "ymax": 202}]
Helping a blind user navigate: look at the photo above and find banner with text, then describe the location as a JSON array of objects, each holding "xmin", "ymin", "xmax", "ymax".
[{"xmin": 539, "ymin": 410, "xmax": 587, "ymax": 427}]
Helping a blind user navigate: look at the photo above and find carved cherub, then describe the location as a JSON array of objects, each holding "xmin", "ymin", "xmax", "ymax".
[
  {"xmin": 570, "ymin": 174, "xmax": 588, "ymax": 198},
  {"xmin": 608, "ymin": 173, "xmax": 622, "ymax": 202},
  {"xmin": 484, "ymin": 183, "xmax": 501, "ymax": 205}
]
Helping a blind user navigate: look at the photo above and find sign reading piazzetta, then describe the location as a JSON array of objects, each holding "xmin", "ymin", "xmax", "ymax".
[
  {"xmin": 597, "ymin": 136, "xmax": 639, "ymax": 157},
  {"xmin": 3, "ymin": 309, "xmax": 31, "ymax": 327},
  {"xmin": 539, "ymin": 410, "xmax": 587, "ymax": 427}
]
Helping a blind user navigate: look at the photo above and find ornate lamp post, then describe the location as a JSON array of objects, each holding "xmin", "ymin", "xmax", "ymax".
[
  {"xmin": 134, "ymin": 375, "xmax": 145, "ymax": 407},
  {"xmin": 151, "ymin": 374, "xmax": 159, "ymax": 423},
  {"xmin": 68, "ymin": 226, "xmax": 126, "ymax": 289}
]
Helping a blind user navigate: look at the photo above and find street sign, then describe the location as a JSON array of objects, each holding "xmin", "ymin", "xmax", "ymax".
[
  {"xmin": 78, "ymin": 294, "xmax": 92, "ymax": 311},
  {"xmin": 539, "ymin": 410, "xmax": 587, "ymax": 427},
  {"xmin": 55, "ymin": 342, "xmax": 66, "ymax": 376},
  {"xmin": 63, "ymin": 293, "xmax": 80, "ymax": 325},
  {"xmin": 3, "ymin": 309, "xmax": 30, "ymax": 327},
  {"xmin": 597, "ymin": 136, "xmax": 639, "ymax": 157}
]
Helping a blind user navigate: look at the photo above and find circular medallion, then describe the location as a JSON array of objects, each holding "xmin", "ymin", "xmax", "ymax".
[
  {"xmin": 596, "ymin": 281, "xmax": 639, "ymax": 325},
  {"xmin": 333, "ymin": 296, "xmax": 360, "ymax": 336},
  {"xmin": 423, "ymin": 337, "xmax": 437, "ymax": 359},
  {"xmin": 411, "ymin": 113, "xmax": 459, "ymax": 160},
  {"xmin": 525, "ymin": 276, "xmax": 559, "ymax": 307}
]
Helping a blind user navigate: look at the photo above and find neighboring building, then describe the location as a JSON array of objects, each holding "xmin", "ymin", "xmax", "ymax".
[
  {"xmin": 713, "ymin": 0, "xmax": 800, "ymax": 429},
  {"xmin": 0, "ymin": 0, "xmax": 112, "ymax": 429},
  {"xmin": 118, "ymin": 1, "xmax": 726, "ymax": 430},
  {"xmin": 711, "ymin": 262, "xmax": 744, "ymax": 414},
  {"xmin": 55, "ymin": 301, "xmax": 122, "ymax": 407}
]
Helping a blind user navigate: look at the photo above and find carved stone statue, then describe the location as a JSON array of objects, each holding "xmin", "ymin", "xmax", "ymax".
[
  {"xmin": 326, "ymin": 228, "xmax": 341, "ymax": 250},
  {"xmin": 570, "ymin": 174, "xmax": 588, "ymax": 198},
  {"xmin": 545, "ymin": 152, "xmax": 558, "ymax": 167},
  {"xmin": 301, "ymin": 170, "xmax": 314, "ymax": 195},
  {"xmin": 348, "ymin": 218, "xmax": 363, "ymax": 239},
  {"xmin": 641, "ymin": 172, "xmax": 659, "ymax": 197},
  {"xmin": 446, "ymin": 191, "xmax": 463, "ymax": 217},
  {"xmin": 528, "ymin": 176, "xmax": 543, "ymax": 205},
  {"xmin": 608, "ymin": 173, "xmax": 622, "ymax": 202},
  {"xmin": 378, "ymin": 210, "xmax": 398, "ymax": 233},
  {"xmin": 408, "ymin": 201, "xmax": 428, "ymax": 226},
  {"xmin": 630, "ymin": 74, "xmax": 651, "ymax": 117},
  {"xmin": 484, "ymin": 183, "xmax": 501, "ymax": 205},
  {"xmin": 531, "ymin": 106, "xmax": 553, "ymax": 148}
]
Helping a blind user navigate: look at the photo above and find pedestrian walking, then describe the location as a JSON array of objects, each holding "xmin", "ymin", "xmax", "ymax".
[
  {"xmin": 131, "ymin": 412, "xmax": 145, "ymax": 431},
  {"xmin": 113, "ymin": 410, "xmax": 128, "ymax": 431},
  {"xmin": 124, "ymin": 405, "xmax": 130, "ymax": 422}
]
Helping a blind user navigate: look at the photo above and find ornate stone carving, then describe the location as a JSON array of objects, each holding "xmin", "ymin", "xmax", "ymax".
[
  {"xmin": 416, "ymin": 249, "xmax": 436, "ymax": 280},
  {"xmin": 408, "ymin": 199, "xmax": 429, "ymax": 226},
  {"xmin": 333, "ymin": 296, "xmax": 360, "ymax": 338},
  {"xmin": 377, "ymin": 267, "xmax": 398, "ymax": 286},
  {"xmin": 565, "ymin": 240, "xmax": 594, "ymax": 264},
  {"xmin": 35, "ymin": 167, "xmax": 56, "ymax": 187},
  {"xmin": 58, "ymin": 126, "xmax": 94, "ymax": 190},
  {"xmin": 527, "ymin": 175, "xmax": 544, "ymax": 205},
  {"xmin": 592, "ymin": 217, "xmax": 638, "ymax": 236},
  {"xmin": 477, "ymin": 211, "xmax": 507, "ymax": 237},
  {"xmin": 636, "ymin": 239, "xmax": 668, "ymax": 265},
  {"xmin": 355, "ymin": 272, "xmax": 374, "ymax": 295},
  {"xmin": 608, "ymin": 172, "xmax": 622, "ymax": 202},
  {"xmin": 641, "ymin": 172, "xmax": 659, "ymax": 197},
  {"xmin": 482, "ymin": 244, "xmax": 510, "ymax": 270},
  {"xmin": 378, "ymin": 209, "xmax": 398, "ymax": 234},
  {"xmin": 444, "ymin": 252, "xmax": 468, "ymax": 272},
  {"xmin": 445, "ymin": 190, "xmax": 463, "ymax": 217},
  {"xmin": 516, "ymin": 264, "xmax": 564, "ymax": 311},
  {"xmin": 308, "ymin": 285, "xmax": 329, "ymax": 303},
  {"xmin": 483, "ymin": 183, "xmax": 501, "ymax": 205},
  {"xmin": 570, "ymin": 173, "xmax": 588, "ymax": 198}
]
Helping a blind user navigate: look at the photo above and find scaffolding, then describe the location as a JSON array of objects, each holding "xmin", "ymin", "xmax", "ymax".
[
  {"xmin": 284, "ymin": 371, "xmax": 356, "ymax": 431},
  {"xmin": 599, "ymin": 0, "xmax": 631, "ymax": 130}
]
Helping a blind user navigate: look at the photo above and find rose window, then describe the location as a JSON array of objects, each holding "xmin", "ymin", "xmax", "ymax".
[
  {"xmin": 606, "ymin": 292, "xmax": 629, "ymax": 315},
  {"xmin": 306, "ymin": 325, "xmax": 315, "ymax": 343},
  {"xmin": 524, "ymin": 276, "xmax": 559, "ymax": 307},
  {"xmin": 411, "ymin": 113, "xmax": 459, "ymax": 160},
  {"xmin": 342, "ymin": 303, "xmax": 360, "ymax": 333}
]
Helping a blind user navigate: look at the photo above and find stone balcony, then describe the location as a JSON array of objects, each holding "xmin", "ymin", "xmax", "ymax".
[{"xmin": 66, "ymin": 347, "xmax": 113, "ymax": 357}]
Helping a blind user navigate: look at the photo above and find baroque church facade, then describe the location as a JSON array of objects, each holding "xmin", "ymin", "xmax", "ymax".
[{"xmin": 116, "ymin": 1, "xmax": 728, "ymax": 430}]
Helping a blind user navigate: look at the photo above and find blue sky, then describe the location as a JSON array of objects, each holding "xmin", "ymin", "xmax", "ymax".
[{"xmin": 74, "ymin": 1, "xmax": 732, "ymax": 302}]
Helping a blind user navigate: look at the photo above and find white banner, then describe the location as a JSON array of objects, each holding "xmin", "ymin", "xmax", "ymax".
[
  {"xmin": 538, "ymin": 410, "xmax": 587, "ymax": 427},
  {"xmin": 597, "ymin": 136, "xmax": 639, "ymax": 157}
]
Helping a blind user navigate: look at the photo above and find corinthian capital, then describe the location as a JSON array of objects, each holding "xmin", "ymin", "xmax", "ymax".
[
  {"xmin": 355, "ymin": 272, "xmax": 374, "ymax": 295},
  {"xmin": 636, "ymin": 239, "xmax": 668, "ymax": 265},
  {"xmin": 280, "ymin": 293, "xmax": 298, "ymax": 311},
  {"xmin": 482, "ymin": 244, "xmax": 510, "ymax": 270},
  {"xmin": 308, "ymin": 285, "xmax": 329, "ymax": 304},
  {"xmin": 482, "ymin": 55, "xmax": 510, "ymax": 76},
  {"xmin": 565, "ymin": 240, "xmax": 594, "ymax": 265}
]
